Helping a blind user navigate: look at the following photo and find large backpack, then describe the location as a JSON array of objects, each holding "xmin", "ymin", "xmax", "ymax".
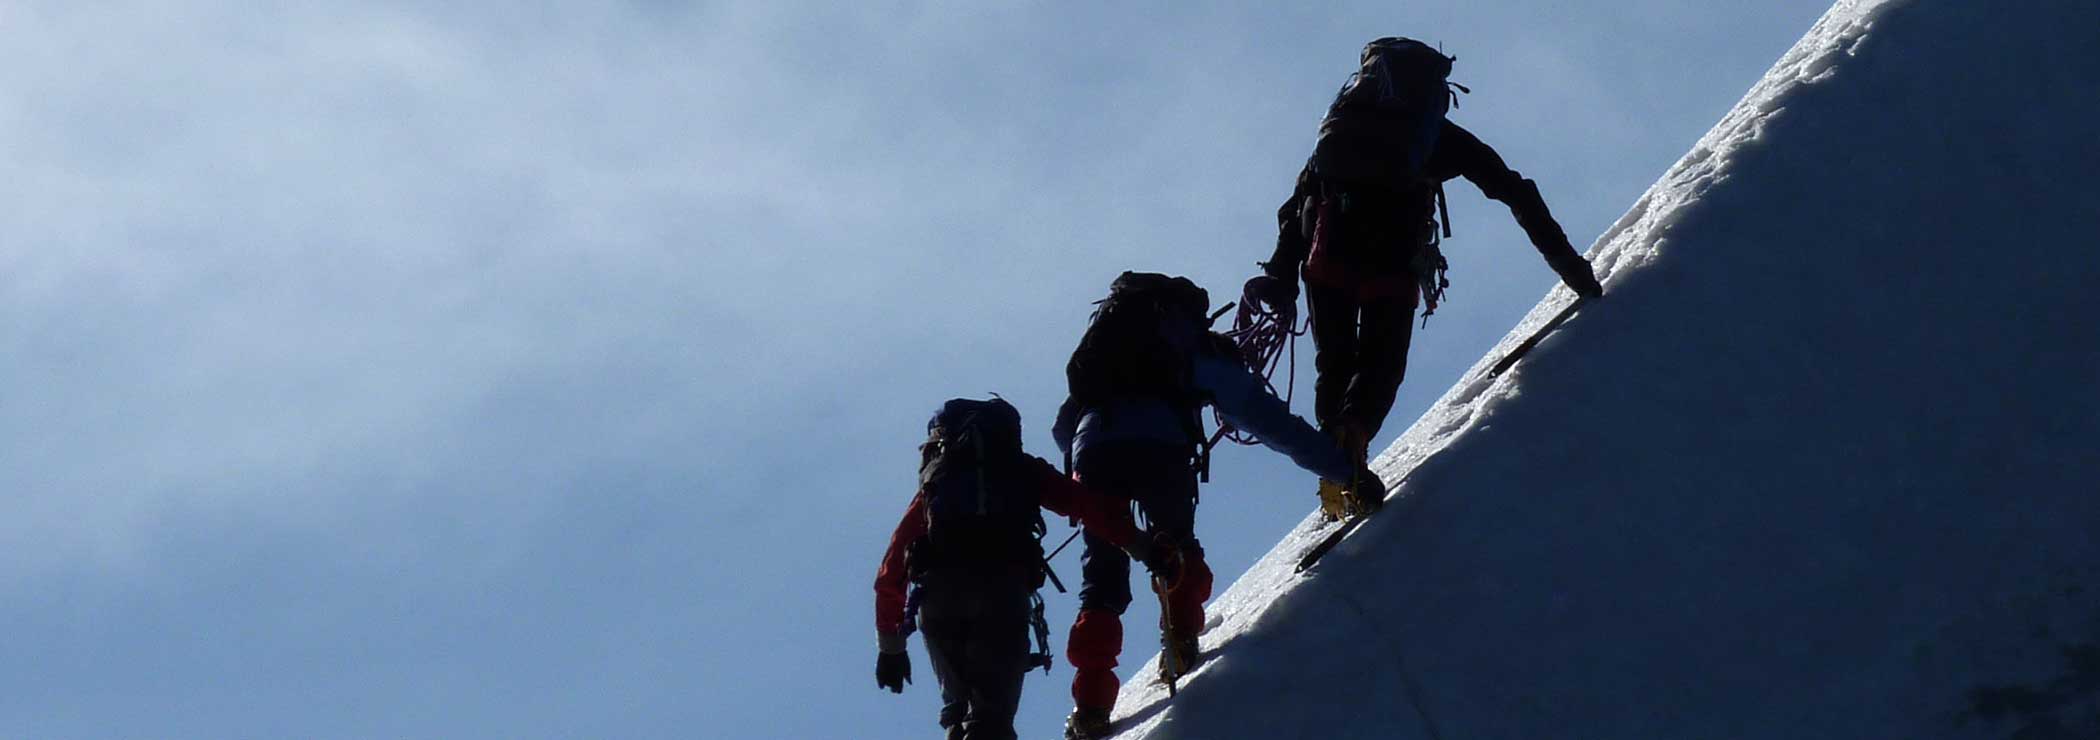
[
  {"xmin": 1310, "ymin": 37, "xmax": 1462, "ymax": 188},
  {"xmin": 1063, "ymin": 272, "xmax": 1235, "ymax": 481},
  {"xmin": 1303, "ymin": 38, "xmax": 1464, "ymax": 311},
  {"xmin": 913, "ymin": 397, "xmax": 1046, "ymax": 579},
  {"xmin": 1065, "ymin": 272, "xmax": 1213, "ymax": 415}
]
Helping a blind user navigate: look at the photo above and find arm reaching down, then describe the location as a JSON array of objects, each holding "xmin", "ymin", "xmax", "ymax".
[
  {"xmin": 1189, "ymin": 347, "xmax": 1358, "ymax": 484},
  {"xmin": 1030, "ymin": 456, "xmax": 1139, "ymax": 548},
  {"xmin": 1438, "ymin": 123, "xmax": 1603, "ymax": 297}
]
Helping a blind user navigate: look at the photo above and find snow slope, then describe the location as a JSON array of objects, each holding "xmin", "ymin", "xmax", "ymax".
[{"xmin": 1113, "ymin": 1, "xmax": 2100, "ymax": 738}]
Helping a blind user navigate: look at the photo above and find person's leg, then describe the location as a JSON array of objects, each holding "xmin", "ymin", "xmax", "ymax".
[
  {"xmin": 958, "ymin": 586, "xmax": 1034, "ymax": 740},
  {"xmin": 1132, "ymin": 460, "xmax": 1210, "ymax": 667},
  {"xmin": 1067, "ymin": 529, "xmax": 1130, "ymax": 716},
  {"xmin": 915, "ymin": 586, "xmax": 974, "ymax": 734},
  {"xmin": 1341, "ymin": 292, "xmax": 1418, "ymax": 443},
  {"xmin": 1305, "ymin": 282, "xmax": 1362, "ymax": 435}
]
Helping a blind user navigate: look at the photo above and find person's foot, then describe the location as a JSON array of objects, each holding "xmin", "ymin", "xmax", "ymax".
[
  {"xmin": 1346, "ymin": 465, "xmax": 1387, "ymax": 517},
  {"xmin": 1064, "ymin": 707, "xmax": 1112, "ymax": 740}
]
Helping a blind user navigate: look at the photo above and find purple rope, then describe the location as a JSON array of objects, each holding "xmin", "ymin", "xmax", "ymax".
[{"xmin": 1213, "ymin": 283, "xmax": 1307, "ymax": 446}]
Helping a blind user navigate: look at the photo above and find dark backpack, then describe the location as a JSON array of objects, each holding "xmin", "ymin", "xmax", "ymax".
[
  {"xmin": 913, "ymin": 398, "xmax": 1045, "ymax": 578},
  {"xmin": 1310, "ymin": 37, "xmax": 1463, "ymax": 189},
  {"xmin": 1065, "ymin": 272, "xmax": 1213, "ymax": 414},
  {"xmin": 1304, "ymin": 38, "xmax": 1464, "ymax": 308}
]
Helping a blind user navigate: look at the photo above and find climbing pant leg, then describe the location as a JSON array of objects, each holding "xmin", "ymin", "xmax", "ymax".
[
  {"xmin": 1157, "ymin": 541, "xmax": 1213, "ymax": 639},
  {"xmin": 916, "ymin": 576, "xmax": 1033, "ymax": 739},
  {"xmin": 1068, "ymin": 442, "xmax": 1203, "ymax": 715},
  {"xmin": 1066, "ymin": 608, "xmax": 1124, "ymax": 712},
  {"xmin": 1306, "ymin": 281, "xmax": 1362, "ymax": 433},
  {"xmin": 1075, "ymin": 527, "xmax": 1134, "ymax": 615},
  {"xmin": 957, "ymin": 587, "xmax": 1031, "ymax": 740},
  {"xmin": 1341, "ymin": 292, "xmax": 1417, "ymax": 442}
]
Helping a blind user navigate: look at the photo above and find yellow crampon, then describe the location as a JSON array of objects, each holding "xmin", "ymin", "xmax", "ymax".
[{"xmin": 1317, "ymin": 478, "xmax": 1352, "ymax": 520}]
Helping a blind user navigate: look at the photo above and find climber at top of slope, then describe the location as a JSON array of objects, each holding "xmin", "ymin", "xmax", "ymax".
[{"xmin": 1243, "ymin": 37, "xmax": 1604, "ymax": 517}]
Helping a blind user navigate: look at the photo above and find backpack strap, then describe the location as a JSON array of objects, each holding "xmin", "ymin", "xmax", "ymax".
[{"xmin": 1436, "ymin": 181, "xmax": 1454, "ymax": 239}]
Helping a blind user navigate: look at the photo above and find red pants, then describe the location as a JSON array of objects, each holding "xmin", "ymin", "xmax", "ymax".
[{"xmin": 1066, "ymin": 552, "xmax": 1213, "ymax": 712}]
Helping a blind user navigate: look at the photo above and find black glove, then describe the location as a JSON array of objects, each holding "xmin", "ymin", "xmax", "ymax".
[
  {"xmin": 1260, "ymin": 258, "xmax": 1301, "ymax": 289},
  {"xmin": 876, "ymin": 649, "xmax": 911, "ymax": 693},
  {"xmin": 1244, "ymin": 274, "xmax": 1299, "ymax": 315},
  {"xmin": 1549, "ymin": 254, "xmax": 1603, "ymax": 298}
]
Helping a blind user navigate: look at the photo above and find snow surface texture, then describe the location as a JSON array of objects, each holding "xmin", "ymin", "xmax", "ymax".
[{"xmin": 1112, "ymin": 1, "xmax": 2100, "ymax": 738}]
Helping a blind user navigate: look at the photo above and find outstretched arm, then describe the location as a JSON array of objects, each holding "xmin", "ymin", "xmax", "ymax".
[
  {"xmin": 1441, "ymin": 123, "xmax": 1602, "ymax": 296},
  {"xmin": 1030, "ymin": 457, "xmax": 1140, "ymax": 548},
  {"xmin": 1190, "ymin": 347, "xmax": 1358, "ymax": 483}
]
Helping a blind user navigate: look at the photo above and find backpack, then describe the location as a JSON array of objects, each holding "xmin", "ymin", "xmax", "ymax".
[
  {"xmin": 1063, "ymin": 273, "xmax": 1236, "ymax": 480},
  {"xmin": 1065, "ymin": 272, "xmax": 1214, "ymax": 414},
  {"xmin": 913, "ymin": 397, "xmax": 1046, "ymax": 578},
  {"xmin": 1303, "ymin": 39, "xmax": 1464, "ymax": 313},
  {"xmin": 1310, "ymin": 37, "xmax": 1464, "ymax": 188}
]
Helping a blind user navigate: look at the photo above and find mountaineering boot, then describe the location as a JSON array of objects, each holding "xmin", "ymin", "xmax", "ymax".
[
  {"xmin": 1316, "ymin": 423, "xmax": 1369, "ymax": 519},
  {"xmin": 1064, "ymin": 707, "xmax": 1112, "ymax": 740},
  {"xmin": 1345, "ymin": 464, "xmax": 1387, "ymax": 517}
]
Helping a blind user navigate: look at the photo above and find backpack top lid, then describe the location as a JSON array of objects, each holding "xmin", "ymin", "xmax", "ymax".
[
  {"xmin": 1313, "ymin": 37, "xmax": 1458, "ymax": 185},
  {"xmin": 1361, "ymin": 37, "xmax": 1447, "ymax": 66},
  {"xmin": 927, "ymin": 397, "xmax": 1023, "ymax": 458},
  {"xmin": 1103, "ymin": 271, "xmax": 1210, "ymax": 325},
  {"xmin": 1065, "ymin": 272, "xmax": 1214, "ymax": 411},
  {"xmin": 1352, "ymin": 37, "xmax": 1454, "ymax": 105},
  {"xmin": 915, "ymin": 396, "xmax": 1044, "ymax": 578}
]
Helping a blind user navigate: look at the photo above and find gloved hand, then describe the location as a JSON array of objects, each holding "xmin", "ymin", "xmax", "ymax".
[
  {"xmin": 1244, "ymin": 273, "xmax": 1299, "ymax": 315},
  {"xmin": 876, "ymin": 647, "xmax": 911, "ymax": 694},
  {"xmin": 1550, "ymin": 254, "xmax": 1604, "ymax": 298}
]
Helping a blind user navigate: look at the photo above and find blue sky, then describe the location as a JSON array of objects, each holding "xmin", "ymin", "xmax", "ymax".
[{"xmin": 1, "ymin": 2, "xmax": 1831, "ymax": 737}]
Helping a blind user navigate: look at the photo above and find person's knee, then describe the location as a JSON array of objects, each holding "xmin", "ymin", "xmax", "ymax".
[
  {"xmin": 1077, "ymin": 545, "xmax": 1133, "ymax": 614},
  {"xmin": 1076, "ymin": 577, "xmax": 1132, "ymax": 615}
]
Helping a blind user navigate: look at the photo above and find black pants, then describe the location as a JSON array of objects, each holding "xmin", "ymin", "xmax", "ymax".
[
  {"xmin": 917, "ymin": 572, "xmax": 1034, "ymax": 740},
  {"xmin": 1307, "ymin": 280, "xmax": 1417, "ymax": 444}
]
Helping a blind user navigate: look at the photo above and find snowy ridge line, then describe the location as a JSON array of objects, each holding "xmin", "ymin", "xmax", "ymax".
[
  {"xmin": 1107, "ymin": 0, "xmax": 1920, "ymax": 736},
  {"xmin": 1575, "ymin": 0, "xmax": 1893, "ymax": 289}
]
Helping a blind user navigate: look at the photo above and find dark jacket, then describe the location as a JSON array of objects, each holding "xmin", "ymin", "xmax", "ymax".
[{"xmin": 1268, "ymin": 121, "xmax": 1588, "ymax": 282}]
